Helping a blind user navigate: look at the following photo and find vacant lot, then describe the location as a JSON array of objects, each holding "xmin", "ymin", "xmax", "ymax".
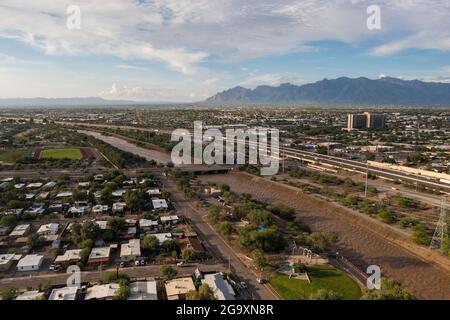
[
  {"xmin": 270, "ymin": 265, "xmax": 362, "ymax": 300},
  {"xmin": 39, "ymin": 148, "xmax": 83, "ymax": 160}
]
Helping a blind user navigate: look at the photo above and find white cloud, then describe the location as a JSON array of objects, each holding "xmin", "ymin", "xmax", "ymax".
[
  {"xmin": 240, "ymin": 73, "xmax": 301, "ymax": 88},
  {"xmin": 115, "ymin": 64, "xmax": 151, "ymax": 71},
  {"xmin": 2, "ymin": 0, "xmax": 449, "ymax": 73}
]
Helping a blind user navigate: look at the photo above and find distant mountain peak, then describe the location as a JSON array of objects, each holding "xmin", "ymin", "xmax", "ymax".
[{"xmin": 205, "ymin": 76, "xmax": 450, "ymax": 106}]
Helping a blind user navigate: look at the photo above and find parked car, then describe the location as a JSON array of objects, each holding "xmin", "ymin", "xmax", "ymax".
[
  {"xmin": 256, "ymin": 278, "xmax": 267, "ymax": 284},
  {"xmin": 240, "ymin": 281, "xmax": 248, "ymax": 289}
]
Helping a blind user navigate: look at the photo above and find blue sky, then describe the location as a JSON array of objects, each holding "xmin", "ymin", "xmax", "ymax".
[{"xmin": 0, "ymin": 0, "xmax": 450, "ymax": 101}]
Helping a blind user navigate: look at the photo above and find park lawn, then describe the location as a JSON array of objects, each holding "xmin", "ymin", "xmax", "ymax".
[
  {"xmin": 39, "ymin": 148, "xmax": 83, "ymax": 160},
  {"xmin": 0, "ymin": 148, "xmax": 27, "ymax": 163},
  {"xmin": 270, "ymin": 265, "xmax": 362, "ymax": 300}
]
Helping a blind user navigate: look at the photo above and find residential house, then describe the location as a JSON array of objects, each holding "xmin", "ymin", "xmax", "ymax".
[
  {"xmin": 92, "ymin": 205, "xmax": 108, "ymax": 214},
  {"xmin": 15, "ymin": 290, "xmax": 45, "ymax": 300},
  {"xmin": 139, "ymin": 219, "xmax": 160, "ymax": 233},
  {"xmin": 152, "ymin": 199, "xmax": 168, "ymax": 211},
  {"xmin": 0, "ymin": 253, "xmax": 15, "ymax": 271},
  {"xmin": 160, "ymin": 215, "xmax": 179, "ymax": 226},
  {"xmin": 88, "ymin": 247, "xmax": 111, "ymax": 265},
  {"xmin": 128, "ymin": 281, "xmax": 158, "ymax": 300},
  {"xmin": 37, "ymin": 223, "xmax": 59, "ymax": 236},
  {"xmin": 17, "ymin": 254, "xmax": 44, "ymax": 271},
  {"xmin": 85, "ymin": 283, "xmax": 119, "ymax": 300},
  {"xmin": 49, "ymin": 286, "xmax": 78, "ymax": 300},
  {"xmin": 9, "ymin": 224, "xmax": 30, "ymax": 237},
  {"xmin": 120, "ymin": 239, "xmax": 141, "ymax": 262},
  {"xmin": 112, "ymin": 202, "xmax": 126, "ymax": 214},
  {"xmin": 202, "ymin": 273, "xmax": 236, "ymax": 300},
  {"xmin": 165, "ymin": 277, "xmax": 196, "ymax": 300},
  {"xmin": 54, "ymin": 249, "xmax": 83, "ymax": 265}
]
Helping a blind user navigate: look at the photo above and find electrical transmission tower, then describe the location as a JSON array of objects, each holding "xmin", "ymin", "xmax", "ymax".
[{"xmin": 429, "ymin": 198, "xmax": 448, "ymax": 252}]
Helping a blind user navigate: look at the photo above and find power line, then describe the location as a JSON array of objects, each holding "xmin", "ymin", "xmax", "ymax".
[{"xmin": 429, "ymin": 197, "xmax": 448, "ymax": 252}]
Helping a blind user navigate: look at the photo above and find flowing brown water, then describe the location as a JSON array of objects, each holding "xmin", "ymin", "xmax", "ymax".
[{"xmin": 199, "ymin": 172, "xmax": 450, "ymax": 300}]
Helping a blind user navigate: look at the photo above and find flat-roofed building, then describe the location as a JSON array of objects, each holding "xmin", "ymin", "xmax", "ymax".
[
  {"xmin": 88, "ymin": 247, "xmax": 111, "ymax": 265},
  {"xmin": 128, "ymin": 281, "xmax": 158, "ymax": 300},
  {"xmin": 85, "ymin": 283, "xmax": 119, "ymax": 300},
  {"xmin": 49, "ymin": 286, "xmax": 78, "ymax": 300},
  {"xmin": 165, "ymin": 277, "xmax": 196, "ymax": 300},
  {"xmin": 120, "ymin": 239, "xmax": 141, "ymax": 262}
]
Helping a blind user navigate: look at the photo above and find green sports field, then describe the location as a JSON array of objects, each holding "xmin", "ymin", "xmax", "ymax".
[
  {"xmin": 270, "ymin": 265, "xmax": 362, "ymax": 300},
  {"xmin": 39, "ymin": 148, "xmax": 83, "ymax": 160}
]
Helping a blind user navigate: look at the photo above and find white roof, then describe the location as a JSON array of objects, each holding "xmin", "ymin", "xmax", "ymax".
[
  {"xmin": 0, "ymin": 254, "xmax": 15, "ymax": 267},
  {"xmin": 139, "ymin": 219, "xmax": 159, "ymax": 228},
  {"xmin": 128, "ymin": 281, "xmax": 158, "ymax": 300},
  {"xmin": 17, "ymin": 254, "xmax": 44, "ymax": 268},
  {"xmin": 112, "ymin": 202, "xmax": 126, "ymax": 210},
  {"xmin": 78, "ymin": 182, "xmax": 90, "ymax": 187},
  {"xmin": 120, "ymin": 239, "xmax": 141, "ymax": 258},
  {"xmin": 15, "ymin": 290, "xmax": 45, "ymax": 300},
  {"xmin": 112, "ymin": 189, "xmax": 126, "ymax": 197},
  {"xmin": 160, "ymin": 215, "xmax": 179, "ymax": 222},
  {"xmin": 153, "ymin": 233, "xmax": 172, "ymax": 244},
  {"xmin": 1, "ymin": 177, "xmax": 13, "ymax": 182},
  {"xmin": 202, "ymin": 273, "xmax": 236, "ymax": 300},
  {"xmin": 43, "ymin": 181, "xmax": 57, "ymax": 188},
  {"xmin": 56, "ymin": 191, "xmax": 73, "ymax": 198},
  {"xmin": 37, "ymin": 223, "xmax": 59, "ymax": 235},
  {"xmin": 152, "ymin": 199, "xmax": 168, "ymax": 209},
  {"xmin": 14, "ymin": 183, "xmax": 25, "ymax": 189},
  {"xmin": 88, "ymin": 247, "xmax": 111, "ymax": 260},
  {"xmin": 93, "ymin": 205, "xmax": 108, "ymax": 212},
  {"xmin": 147, "ymin": 188, "xmax": 161, "ymax": 195},
  {"xmin": 85, "ymin": 283, "xmax": 119, "ymax": 300},
  {"xmin": 26, "ymin": 182, "xmax": 43, "ymax": 189},
  {"xmin": 165, "ymin": 277, "xmax": 196, "ymax": 297},
  {"xmin": 49, "ymin": 286, "xmax": 78, "ymax": 300},
  {"xmin": 55, "ymin": 249, "xmax": 82, "ymax": 263},
  {"xmin": 95, "ymin": 220, "xmax": 108, "ymax": 230},
  {"xmin": 10, "ymin": 224, "xmax": 30, "ymax": 236}
]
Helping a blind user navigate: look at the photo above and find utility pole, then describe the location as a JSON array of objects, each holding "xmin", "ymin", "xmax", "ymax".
[{"xmin": 430, "ymin": 198, "xmax": 448, "ymax": 252}]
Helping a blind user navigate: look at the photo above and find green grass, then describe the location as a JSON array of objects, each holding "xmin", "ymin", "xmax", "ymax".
[
  {"xmin": 39, "ymin": 148, "xmax": 83, "ymax": 160},
  {"xmin": 270, "ymin": 265, "xmax": 362, "ymax": 300},
  {"xmin": 0, "ymin": 148, "xmax": 27, "ymax": 163}
]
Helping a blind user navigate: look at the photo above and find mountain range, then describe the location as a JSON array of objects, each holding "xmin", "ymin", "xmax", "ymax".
[{"xmin": 205, "ymin": 77, "xmax": 450, "ymax": 106}]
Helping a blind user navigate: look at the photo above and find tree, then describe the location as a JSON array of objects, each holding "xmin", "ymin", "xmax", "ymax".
[
  {"xmin": 161, "ymin": 239, "xmax": 179, "ymax": 253},
  {"xmin": 412, "ymin": 224, "xmax": 431, "ymax": 245},
  {"xmin": 186, "ymin": 284, "xmax": 216, "ymax": 300},
  {"xmin": 218, "ymin": 221, "xmax": 233, "ymax": 237},
  {"xmin": 141, "ymin": 235, "xmax": 159, "ymax": 253},
  {"xmin": 309, "ymin": 289, "xmax": 343, "ymax": 300},
  {"xmin": 107, "ymin": 217, "xmax": 126, "ymax": 240},
  {"xmin": 114, "ymin": 278, "xmax": 130, "ymax": 300},
  {"xmin": 247, "ymin": 209, "xmax": 273, "ymax": 226},
  {"xmin": 181, "ymin": 248, "xmax": 197, "ymax": 262},
  {"xmin": 160, "ymin": 265, "xmax": 177, "ymax": 280},
  {"xmin": 124, "ymin": 190, "xmax": 149, "ymax": 213},
  {"xmin": 251, "ymin": 249, "xmax": 267, "ymax": 270},
  {"xmin": 378, "ymin": 208, "xmax": 394, "ymax": 224},
  {"xmin": 361, "ymin": 278, "xmax": 415, "ymax": 300},
  {"xmin": 0, "ymin": 287, "xmax": 15, "ymax": 300},
  {"xmin": 0, "ymin": 215, "xmax": 17, "ymax": 227},
  {"xmin": 267, "ymin": 203, "xmax": 295, "ymax": 221},
  {"xmin": 27, "ymin": 234, "xmax": 45, "ymax": 250}
]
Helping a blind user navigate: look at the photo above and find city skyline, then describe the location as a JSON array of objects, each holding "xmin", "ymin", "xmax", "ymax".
[{"xmin": 1, "ymin": 1, "xmax": 450, "ymax": 102}]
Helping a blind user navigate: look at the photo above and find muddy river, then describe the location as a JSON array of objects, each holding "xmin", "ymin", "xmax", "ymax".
[
  {"xmin": 78, "ymin": 130, "xmax": 172, "ymax": 164},
  {"xmin": 199, "ymin": 172, "xmax": 450, "ymax": 300}
]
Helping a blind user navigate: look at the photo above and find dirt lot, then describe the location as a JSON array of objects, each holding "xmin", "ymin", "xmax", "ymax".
[{"xmin": 199, "ymin": 171, "xmax": 450, "ymax": 300}]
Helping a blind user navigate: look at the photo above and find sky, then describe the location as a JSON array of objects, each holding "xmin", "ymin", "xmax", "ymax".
[{"xmin": 0, "ymin": 0, "xmax": 450, "ymax": 102}]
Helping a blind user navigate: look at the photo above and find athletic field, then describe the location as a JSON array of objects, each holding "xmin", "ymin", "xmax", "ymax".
[{"xmin": 39, "ymin": 148, "xmax": 83, "ymax": 160}]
